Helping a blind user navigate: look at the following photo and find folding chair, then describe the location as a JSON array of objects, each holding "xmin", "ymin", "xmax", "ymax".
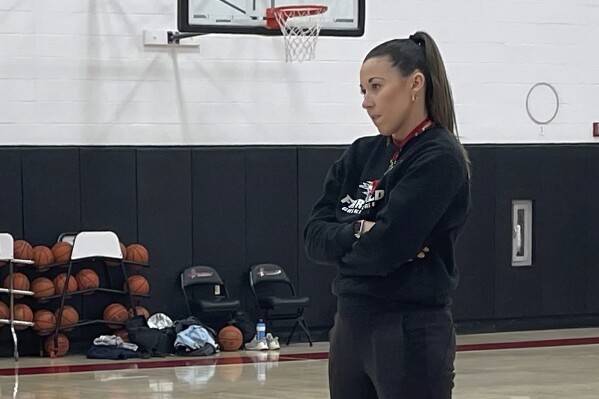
[
  {"xmin": 249, "ymin": 263, "xmax": 312, "ymax": 346},
  {"xmin": 181, "ymin": 266, "xmax": 240, "ymax": 322}
]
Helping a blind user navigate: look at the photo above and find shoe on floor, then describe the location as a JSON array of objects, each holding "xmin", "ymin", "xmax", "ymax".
[
  {"xmin": 245, "ymin": 336, "xmax": 269, "ymax": 351},
  {"xmin": 266, "ymin": 333, "xmax": 280, "ymax": 350}
]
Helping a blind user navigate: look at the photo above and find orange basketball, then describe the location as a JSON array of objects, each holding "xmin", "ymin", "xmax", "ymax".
[
  {"xmin": 12, "ymin": 303, "xmax": 33, "ymax": 330},
  {"xmin": 125, "ymin": 275, "xmax": 149, "ymax": 295},
  {"xmin": 33, "ymin": 246, "xmax": 54, "ymax": 267},
  {"xmin": 33, "ymin": 309, "xmax": 56, "ymax": 335},
  {"xmin": 51, "ymin": 241, "xmax": 72, "ymax": 263},
  {"xmin": 103, "ymin": 303, "xmax": 129, "ymax": 329},
  {"xmin": 31, "ymin": 277, "xmax": 56, "ymax": 298},
  {"xmin": 14, "ymin": 239, "xmax": 34, "ymax": 261},
  {"xmin": 0, "ymin": 301, "xmax": 9, "ymax": 322},
  {"xmin": 128, "ymin": 306, "xmax": 150, "ymax": 320},
  {"xmin": 44, "ymin": 333, "xmax": 69, "ymax": 357},
  {"xmin": 105, "ymin": 242, "xmax": 127, "ymax": 266},
  {"xmin": 54, "ymin": 305, "xmax": 79, "ymax": 328},
  {"xmin": 218, "ymin": 325, "xmax": 243, "ymax": 351},
  {"xmin": 3, "ymin": 272, "xmax": 30, "ymax": 299},
  {"xmin": 75, "ymin": 269, "xmax": 100, "ymax": 290},
  {"xmin": 53, "ymin": 273, "xmax": 78, "ymax": 294},
  {"xmin": 125, "ymin": 244, "xmax": 149, "ymax": 264}
]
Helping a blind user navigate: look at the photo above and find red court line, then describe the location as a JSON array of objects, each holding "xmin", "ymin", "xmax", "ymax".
[
  {"xmin": 1, "ymin": 336, "xmax": 598, "ymax": 376},
  {"xmin": 456, "ymin": 336, "xmax": 599, "ymax": 352},
  {"xmin": 0, "ymin": 354, "xmax": 309, "ymax": 376}
]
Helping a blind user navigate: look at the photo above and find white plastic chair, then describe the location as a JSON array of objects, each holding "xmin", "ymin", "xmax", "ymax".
[
  {"xmin": 0, "ymin": 233, "xmax": 35, "ymax": 361},
  {"xmin": 70, "ymin": 231, "xmax": 123, "ymax": 260}
]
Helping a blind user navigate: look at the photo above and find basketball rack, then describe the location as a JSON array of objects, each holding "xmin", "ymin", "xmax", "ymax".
[{"xmin": 0, "ymin": 233, "xmax": 36, "ymax": 361}]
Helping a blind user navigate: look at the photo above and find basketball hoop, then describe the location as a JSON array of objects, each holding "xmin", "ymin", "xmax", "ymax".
[{"xmin": 266, "ymin": 5, "xmax": 328, "ymax": 63}]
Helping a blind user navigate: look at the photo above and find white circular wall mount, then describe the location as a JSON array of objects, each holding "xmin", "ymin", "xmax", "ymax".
[{"xmin": 526, "ymin": 82, "xmax": 560, "ymax": 125}]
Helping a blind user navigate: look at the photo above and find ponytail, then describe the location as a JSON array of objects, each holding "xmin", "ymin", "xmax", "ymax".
[{"xmin": 365, "ymin": 32, "xmax": 471, "ymax": 177}]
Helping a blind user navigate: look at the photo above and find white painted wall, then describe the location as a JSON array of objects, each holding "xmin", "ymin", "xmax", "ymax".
[{"xmin": 0, "ymin": 0, "xmax": 597, "ymax": 145}]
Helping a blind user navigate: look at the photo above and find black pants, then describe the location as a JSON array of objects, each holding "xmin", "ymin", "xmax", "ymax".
[{"xmin": 329, "ymin": 308, "xmax": 456, "ymax": 399}]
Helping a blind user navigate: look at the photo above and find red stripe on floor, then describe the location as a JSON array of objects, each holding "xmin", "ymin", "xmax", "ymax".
[
  {"xmin": 456, "ymin": 336, "xmax": 599, "ymax": 351},
  {"xmin": 1, "ymin": 336, "xmax": 598, "ymax": 376}
]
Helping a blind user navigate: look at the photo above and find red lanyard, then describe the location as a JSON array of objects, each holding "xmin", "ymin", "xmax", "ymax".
[{"xmin": 388, "ymin": 118, "xmax": 433, "ymax": 171}]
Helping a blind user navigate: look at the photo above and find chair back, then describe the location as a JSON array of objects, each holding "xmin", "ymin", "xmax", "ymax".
[
  {"xmin": 71, "ymin": 231, "xmax": 122, "ymax": 260},
  {"xmin": 181, "ymin": 266, "xmax": 225, "ymax": 288},
  {"xmin": 249, "ymin": 263, "xmax": 296, "ymax": 297},
  {"xmin": 0, "ymin": 233, "xmax": 14, "ymax": 261}
]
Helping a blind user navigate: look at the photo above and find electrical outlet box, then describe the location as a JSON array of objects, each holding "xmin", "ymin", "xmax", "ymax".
[
  {"xmin": 143, "ymin": 30, "xmax": 168, "ymax": 45},
  {"xmin": 143, "ymin": 30, "xmax": 201, "ymax": 47}
]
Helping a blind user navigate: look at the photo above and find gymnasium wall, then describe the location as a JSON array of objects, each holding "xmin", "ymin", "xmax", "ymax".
[
  {"xmin": 1, "ymin": 145, "xmax": 599, "ymax": 342},
  {"xmin": 1, "ymin": 0, "xmax": 599, "ymax": 344},
  {"xmin": 0, "ymin": 0, "xmax": 598, "ymax": 145}
]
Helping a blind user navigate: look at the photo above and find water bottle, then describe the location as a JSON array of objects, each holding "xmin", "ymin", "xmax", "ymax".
[{"xmin": 256, "ymin": 319, "xmax": 266, "ymax": 340}]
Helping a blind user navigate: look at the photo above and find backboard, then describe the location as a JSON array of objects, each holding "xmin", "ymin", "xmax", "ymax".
[{"xmin": 178, "ymin": 0, "xmax": 365, "ymax": 36}]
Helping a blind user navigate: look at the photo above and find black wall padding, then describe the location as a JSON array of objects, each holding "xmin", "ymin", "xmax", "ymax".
[
  {"xmin": 452, "ymin": 146, "xmax": 496, "ymax": 321},
  {"xmin": 245, "ymin": 148, "xmax": 299, "ymax": 312},
  {"xmin": 136, "ymin": 149, "xmax": 193, "ymax": 319},
  {"xmin": 80, "ymin": 148, "xmax": 138, "ymax": 243},
  {"xmin": 494, "ymin": 147, "xmax": 545, "ymax": 318},
  {"xmin": 192, "ymin": 148, "xmax": 247, "ymax": 309},
  {"xmin": 586, "ymin": 147, "xmax": 599, "ymax": 313},
  {"xmin": 0, "ymin": 144, "xmax": 598, "ymax": 340},
  {"xmin": 297, "ymin": 147, "xmax": 347, "ymax": 328},
  {"xmin": 0, "ymin": 150, "xmax": 23, "ymax": 238},
  {"xmin": 21, "ymin": 148, "xmax": 81, "ymax": 245},
  {"xmin": 536, "ymin": 147, "xmax": 587, "ymax": 316}
]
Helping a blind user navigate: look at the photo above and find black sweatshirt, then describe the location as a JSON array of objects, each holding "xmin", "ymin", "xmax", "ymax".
[{"xmin": 303, "ymin": 125, "xmax": 471, "ymax": 316}]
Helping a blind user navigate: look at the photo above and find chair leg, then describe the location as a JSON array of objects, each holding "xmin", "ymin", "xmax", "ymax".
[
  {"xmin": 286, "ymin": 319, "xmax": 300, "ymax": 346},
  {"xmin": 298, "ymin": 317, "xmax": 313, "ymax": 347}
]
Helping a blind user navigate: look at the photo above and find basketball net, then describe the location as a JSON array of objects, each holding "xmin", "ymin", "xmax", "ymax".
[{"xmin": 272, "ymin": 6, "xmax": 328, "ymax": 63}]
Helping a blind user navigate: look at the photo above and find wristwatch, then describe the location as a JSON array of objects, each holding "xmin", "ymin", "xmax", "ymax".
[{"xmin": 353, "ymin": 220, "xmax": 365, "ymax": 239}]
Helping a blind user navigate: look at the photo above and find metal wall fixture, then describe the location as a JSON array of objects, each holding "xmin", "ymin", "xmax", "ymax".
[{"xmin": 512, "ymin": 200, "xmax": 533, "ymax": 267}]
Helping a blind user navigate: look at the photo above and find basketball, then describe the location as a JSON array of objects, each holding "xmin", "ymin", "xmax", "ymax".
[
  {"xmin": 128, "ymin": 305, "xmax": 150, "ymax": 320},
  {"xmin": 3, "ymin": 272, "xmax": 30, "ymax": 299},
  {"xmin": 53, "ymin": 273, "xmax": 78, "ymax": 294},
  {"xmin": 126, "ymin": 243, "xmax": 149, "ymax": 264},
  {"xmin": 32, "ymin": 277, "xmax": 56, "ymax": 298},
  {"xmin": 103, "ymin": 303, "xmax": 129, "ymax": 329},
  {"xmin": 0, "ymin": 301, "xmax": 9, "ymax": 322},
  {"xmin": 33, "ymin": 245, "xmax": 54, "ymax": 267},
  {"xmin": 51, "ymin": 241, "xmax": 72, "ymax": 263},
  {"xmin": 105, "ymin": 242, "xmax": 127, "ymax": 266},
  {"xmin": 33, "ymin": 309, "xmax": 56, "ymax": 335},
  {"xmin": 114, "ymin": 329, "xmax": 129, "ymax": 342},
  {"xmin": 76, "ymin": 269, "xmax": 100, "ymax": 290},
  {"xmin": 12, "ymin": 303, "xmax": 33, "ymax": 330},
  {"xmin": 55, "ymin": 305, "xmax": 79, "ymax": 328},
  {"xmin": 44, "ymin": 333, "xmax": 69, "ymax": 357},
  {"xmin": 14, "ymin": 239, "xmax": 34, "ymax": 261},
  {"xmin": 218, "ymin": 325, "xmax": 244, "ymax": 351},
  {"xmin": 125, "ymin": 274, "xmax": 149, "ymax": 295}
]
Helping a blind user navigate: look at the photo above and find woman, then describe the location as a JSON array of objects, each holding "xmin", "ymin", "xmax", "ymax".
[{"xmin": 304, "ymin": 31, "xmax": 472, "ymax": 398}]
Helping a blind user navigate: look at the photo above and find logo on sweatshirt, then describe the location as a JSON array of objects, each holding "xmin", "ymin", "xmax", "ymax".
[{"xmin": 340, "ymin": 179, "xmax": 385, "ymax": 214}]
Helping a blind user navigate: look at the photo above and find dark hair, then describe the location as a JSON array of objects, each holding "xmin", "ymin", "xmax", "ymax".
[{"xmin": 364, "ymin": 31, "xmax": 470, "ymax": 175}]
